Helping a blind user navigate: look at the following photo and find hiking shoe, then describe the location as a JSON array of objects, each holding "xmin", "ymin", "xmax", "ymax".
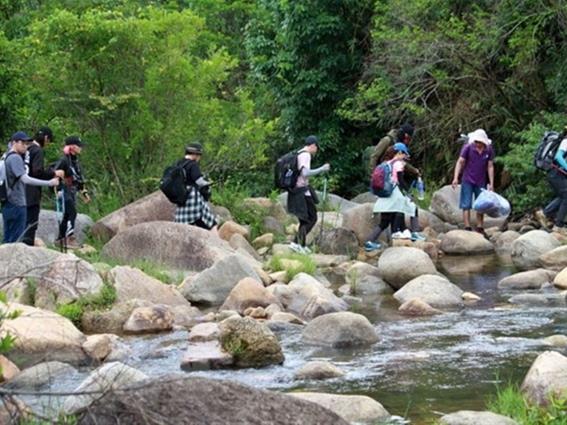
[
  {"xmin": 364, "ymin": 241, "xmax": 381, "ymax": 252},
  {"xmin": 411, "ymin": 232, "xmax": 426, "ymax": 241},
  {"xmin": 301, "ymin": 245, "xmax": 312, "ymax": 255},
  {"xmin": 289, "ymin": 242, "xmax": 303, "ymax": 254},
  {"xmin": 400, "ymin": 229, "xmax": 412, "ymax": 239},
  {"xmin": 391, "ymin": 231, "xmax": 403, "ymax": 239}
]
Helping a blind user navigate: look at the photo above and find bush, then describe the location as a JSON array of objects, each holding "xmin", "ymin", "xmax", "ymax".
[
  {"xmin": 268, "ymin": 253, "xmax": 316, "ymax": 280},
  {"xmin": 56, "ymin": 303, "xmax": 84, "ymax": 327},
  {"xmin": 55, "ymin": 283, "xmax": 117, "ymax": 329}
]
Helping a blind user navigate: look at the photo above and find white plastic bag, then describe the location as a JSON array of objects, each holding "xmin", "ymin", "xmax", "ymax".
[{"xmin": 473, "ymin": 189, "xmax": 511, "ymax": 218}]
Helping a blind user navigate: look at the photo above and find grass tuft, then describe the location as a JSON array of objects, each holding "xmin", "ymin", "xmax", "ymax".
[{"xmin": 268, "ymin": 252, "xmax": 316, "ymax": 280}]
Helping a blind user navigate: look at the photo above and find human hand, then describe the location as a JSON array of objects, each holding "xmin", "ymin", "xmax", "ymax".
[
  {"xmin": 80, "ymin": 190, "xmax": 91, "ymax": 204},
  {"xmin": 322, "ymin": 163, "xmax": 330, "ymax": 172},
  {"xmin": 486, "ymin": 184, "xmax": 493, "ymax": 191},
  {"xmin": 54, "ymin": 170, "xmax": 65, "ymax": 178},
  {"xmin": 451, "ymin": 179, "xmax": 459, "ymax": 190},
  {"xmin": 49, "ymin": 177, "xmax": 60, "ymax": 187}
]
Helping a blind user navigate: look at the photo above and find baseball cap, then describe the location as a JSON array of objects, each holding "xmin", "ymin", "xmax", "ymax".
[
  {"xmin": 393, "ymin": 142, "xmax": 410, "ymax": 156},
  {"xmin": 64, "ymin": 135, "xmax": 85, "ymax": 147},
  {"xmin": 10, "ymin": 131, "xmax": 33, "ymax": 142},
  {"xmin": 304, "ymin": 135, "xmax": 319, "ymax": 146},
  {"xmin": 185, "ymin": 142, "xmax": 203, "ymax": 155}
]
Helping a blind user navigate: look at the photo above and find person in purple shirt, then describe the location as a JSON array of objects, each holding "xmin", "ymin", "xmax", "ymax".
[{"xmin": 451, "ymin": 129, "xmax": 495, "ymax": 234}]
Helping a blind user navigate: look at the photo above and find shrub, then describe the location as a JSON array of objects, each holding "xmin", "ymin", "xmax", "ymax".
[
  {"xmin": 56, "ymin": 303, "xmax": 84, "ymax": 327},
  {"xmin": 55, "ymin": 283, "xmax": 117, "ymax": 329}
]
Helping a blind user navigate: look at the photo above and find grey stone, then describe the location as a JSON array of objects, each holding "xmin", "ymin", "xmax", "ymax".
[
  {"xmin": 394, "ymin": 275, "xmax": 464, "ymax": 308},
  {"xmin": 302, "ymin": 312, "xmax": 378, "ymax": 348},
  {"xmin": 440, "ymin": 410, "xmax": 518, "ymax": 425},
  {"xmin": 498, "ymin": 269, "xmax": 557, "ymax": 290}
]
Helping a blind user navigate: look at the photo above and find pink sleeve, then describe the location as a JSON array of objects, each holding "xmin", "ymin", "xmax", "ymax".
[{"xmin": 297, "ymin": 151, "xmax": 311, "ymax": 171}]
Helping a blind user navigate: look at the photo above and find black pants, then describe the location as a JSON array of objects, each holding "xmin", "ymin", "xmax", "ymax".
[
  {"xmin": 22, "ymin": 204, "xmax": 40, "ymax": 246},
  {"xmin": 367, "ymin": 212, "xmax": 401, "ymax": 241},
  {"xmin": 548, "ymin": 169, "xmax": 567, "ymax": 227},
  {"xmin": 58, "ymin": 193, "xmax": 77, "ymax": 239},
  {"xmin": 294, "ymin": 196, "xmax": 318, "ymax": 246}
]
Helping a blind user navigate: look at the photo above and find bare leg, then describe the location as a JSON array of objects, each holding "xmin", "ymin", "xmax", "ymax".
[
  {"xmin": 476, "ymin": 212, "xmax": 484, "ymax": 228},
  {"xmin": 463, "ymin": 210, "xmax": 471, "ymax": 229}
]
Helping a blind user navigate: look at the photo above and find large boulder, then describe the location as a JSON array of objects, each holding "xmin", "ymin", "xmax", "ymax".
[
  {"xmin": 440, "ymin": 230, "xmax": 494, "ymax": 255},
  {"xmin": 77, "ymin": 376, "xmax": 350, "ymax": 425},
  {"xmin": 316, "ymin": 228, "xmax": 359, "ymax": 256},
  {"xmin": 417, "ymin": 208, "xmax": 447, "ymax": 233},
  {"xmin": 180, "ymin": 254, "xmax": 261, "ymax": 305},
  {"xmin": 0, "ymin": 304, "xmax": 88, "ymax": 368},
  {"xmin": 494, "ymin": 230, "xmax": 521, "ymax": 254},
  {"xmin": 3, "ymin": 361, "xmax": 76, "ymax": 390},
  {"xmin": 346, "ymin": 262, "xmax": 391, "ymax": 295},
  {"xmin": 393, "ymin": 275, "xmax": 463, "ymax": 308},
  {"xmin": 63, "ymin": 362, "xmax": 148, "ymax": 414},
  {"xmin": 342, "ymin": 203, "xmax": 380, "ymax": 243},
  {"xmin": 497, "ymin": 269, "xmax": 557, "ymax": 290},
  {"xmin": 219, "ymin": 220, "xmax": 250, "ymax": 242},
  {"xmin": 511, "ymin": 230, "xmax": 560, "ymax": 270},
  {"xmin": 0, "ymin": 244, "xmax": 103, "ymax": 310},
  {"xmin": 302, "ymin": 312, "xmax": 378, "ymax": 348},
  {"xmin": 286, "ymin": 273, "xmax": 348, "ymax": 320},
  {"xmin": 102, "ymin": 221, "xmax": 233, "ymax": 272},
  {"xmin": 243, "ymin": 197, "xmax": 288, "ymax": 222},
  {"xmin": 81, "ymin": 299, "xmax": 152, "ymax": 334},
  {"xmin": 430, "ymin": 185, "xmax": 508, "ymax": 227},
  {"xmin": 539, "ymin": 246, "xmax": 567, "ymax": 271},
  {"xmin": 123, "ymin": 305, "xmax": 175, "ymax": 334},
  {"xmin": 229, "ymin": 233, "xmax": 262, "ymax": 261},
  {"xmin": 555, "ymin": 267, "xmax": 567, "ymax": 289},
  {"xmin": 219, "ymin": 316, "xmax": 284, "ymax": 368},
  {"xmin": 378, "ymin": 247, "xmax": 437, "ymax": 289},
  {"xmin": 521, "ymin": 351, "xmax": 567, "ymax": 406},
  {"xmin": 439, "ymin": 254, "xmax": 496, "ymax": 275},
  {"xmin": 220, "ymin": 278, "xmax": 280, "ymax": 314},
  {"xmin": 109, "ymin": 266, "xmax": 190, "ymax": 306},
  {"xmin": 91, "ymin": 191, "xmax": 175, "ymax": 242},
  {"xmin": 440, "ymin": 411, "xmax": 518, "ymax": 425},
  {"xmin": 350, "ymin": 192, "xmax": 377, "ymax": 204},
  {"xmin": 290, "ymin": 393, "xmax": 390, "ymax": 424}
]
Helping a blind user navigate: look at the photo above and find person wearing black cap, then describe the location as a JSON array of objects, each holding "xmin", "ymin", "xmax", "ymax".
[
  {"xmin": 22, "ymin": 127, "xmax": 65, "ymax": 246},
  {"xmin": 1, "ymin": 131, "xmax": 60, "ymax": 243},
  {"xmin": 368, "ymin": 123, "xmax": 419, "ymax": 177},
  {"xmin": 54, "ymin": 136, "xmax": 89, "ymax": 248},
  {"xmin": 287, "ymin": 135, "xmax": 330, "ymax": 254},
  {"xmin": 174, "ymin": 143, "xmax": 218, "ymax": 232}
]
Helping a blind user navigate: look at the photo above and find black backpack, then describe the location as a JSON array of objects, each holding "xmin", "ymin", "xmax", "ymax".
[
  {"xmin": 534, "ymin": 131, "xmax": 563, "ymax": 171},
  {"xmin": 0, "ymin": 152, "xmax": 18, "ymax": 205},
  {"xmin": 274, "ymin": 150, "xmax": 300, "ymax": 190},
  {"xmin": 160, "ymin": 159, "xmax": 191, "ymax": 206}
]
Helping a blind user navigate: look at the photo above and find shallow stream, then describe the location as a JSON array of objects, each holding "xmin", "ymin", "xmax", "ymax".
[{"xmin": 31, "ymin": 254, "xmax": 567, "ymax": 424}]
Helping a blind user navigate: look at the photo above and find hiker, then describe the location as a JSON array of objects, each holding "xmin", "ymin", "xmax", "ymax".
[
  {"xmin": 368, "ymin": 123, "xmax": 420, "ymax": 177},
  {"xmin": 22, "ymin": 127, "xmax": 65, "ymax": 246},
  {"xmin": 287, "ymin": 135, "xmax": 330, "ymax": 254},
  {"xmin": 174, "ymin": 143, "xmax": 218, "ymax": 233},
  {"xmin": 2, "ymin": 132, "xmax": 59, "ymax": 244},
  {"xmin": 542, "ymin": 135, "xmax": 567, "ymax": 234},
  {"xmin": 364, "ymin": 143, "xmax": 417, "ymax": 251},
  {"xmin": 451, "ymin": 128, "xmax": 495, "ymax": 234},
  {"xmin": 54, "ymin": 136, "xmax": 89, "ymax": 248}
]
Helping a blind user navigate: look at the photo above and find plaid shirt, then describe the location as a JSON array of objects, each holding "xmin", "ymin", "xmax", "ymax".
[{"xmin": 175, "ymin": 186, "xmax": 217, "ymax": 229}]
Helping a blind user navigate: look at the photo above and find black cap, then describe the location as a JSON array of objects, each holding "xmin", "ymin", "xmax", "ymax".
[
  {"xmin": 35, "ymin": 127, "xmax": 54, "ymax": 142},
  {"xmin": 399, "ymin": 123, "xmax": 414, "ymax": 137},
  {"xmin": 304, "ymin": 135, "xmax": 319, "ymax": 146},
  {"xmin": 185, "ymin": 142, "xmax": 203, "ymax": 155},
  {"xmin": 64, "ymin": 135, "xmax": 85, "ymax": 147},
  {"xmin": 10, "ymin": 131, "xmax": 33, "ymax": 142}
]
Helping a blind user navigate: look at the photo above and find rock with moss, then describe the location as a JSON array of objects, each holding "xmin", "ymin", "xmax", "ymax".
[
  {"xmin": 219, "ymin": 316, "xmax": 284, "ymax": 368},
  {"xmin": 82, "ymin": 299, "xmax": 153, "ymax": 334}
]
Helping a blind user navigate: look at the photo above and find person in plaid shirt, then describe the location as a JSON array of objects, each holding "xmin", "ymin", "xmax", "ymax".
[{"xmin": 174, "ymin": 143, "xmax": 218, "ymax": 233}]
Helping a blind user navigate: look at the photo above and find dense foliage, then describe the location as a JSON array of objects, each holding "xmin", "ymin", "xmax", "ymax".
[{"xmin": 0, "ymin": 0, "xmax": 565, "ymax": 218}]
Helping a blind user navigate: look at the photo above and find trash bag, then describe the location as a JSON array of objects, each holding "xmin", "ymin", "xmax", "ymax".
[{"xmin": 473, "ymin": 189, "xmax": 511, "ymax": 218}]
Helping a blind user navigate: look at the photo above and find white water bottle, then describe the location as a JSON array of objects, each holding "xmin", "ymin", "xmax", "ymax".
[{"xmin": 417, "ymin": 177, "xmax": 425, "ymax": 200}]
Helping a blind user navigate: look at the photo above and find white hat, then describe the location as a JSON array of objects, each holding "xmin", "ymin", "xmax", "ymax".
[{"xmin": 467, "ymin": 129, "xmax": 492, "ymax": 146}]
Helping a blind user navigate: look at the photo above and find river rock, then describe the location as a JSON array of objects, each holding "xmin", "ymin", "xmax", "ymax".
[
  {"xmin": 91, "ymin": 191, "xmax": 175, "ymax": 241},
  {"xmin": 509, "ymin": 293, "xmax": 567, "ymax": 307},
  {"xmin": 123, "ymin": 304, "xmax": 175, "ymax": 334},
  {"xmin": 1, "ymin": 304, "xmax": 87, "ymax": 368},
  {"xmin": 378, "ymin": 247, "xmax": 437, "ymax": 289},
  {"xmin": 539, "ymin": 245, "xmax": 567, "ymax": 271},
  {"xmin": 440, "ymin": 230, "xmax": 494, "ymax": 255},
  {"xmin": 0, "ymin": 244, "xmax": 103, "ymax": 311},
  {"xmin": 302, "ymin": 312, "xmax": 378, "ymax": 348},
  {"xmin": 180, "ymin": 340, "xmax": 234, "ymax": 370},
  {"xmin": 494, "ymin": 230, "xmax": 521, "ymax": 254},
  {"xmin": 521, "ymin": 350, "xmax": 567, "ymax": 406},
  {"xmin": 77, "ymin": 376, "xmax": 350, "ymax": 425},
  {"xmin": 351, "ymin": 192, "xmax": 378, "ymax": 204},
  {"xmin": 82, "ymin": 334, "xmax": 124, "ymax": 362},
  {"xmin": 3, "ymin": 361, "xmax": 76, "ymax": 390},
  {"xmin": 430, "ymin": 185, "xmax": 508, "ymax": 227},
  {"xmin": 188, "ymin": 323, "xmax": 220, "ymax": 343},
  {"xmin": 345, "ymin": 262, "xmax": 390, "ymax": 295},
  {"xmin": 229, "ymin": 233, "xmax": 261, "ymax": 261},
  {"xmin": 220, "ymin": 277, "xmax": 279, "ymax": 314},
  {"xmin": 180, "ymin": 254, "xmax": 261, "ymax": 305},
  {"xmin": 81, "ymin": 299, "xmax": 153, "ymax": 334},
  {"xmin": 316, "ymin": 228, "xmax": 359, "ymax": 256},
  {"xmin": 219, "ymin": 220, "xmax": 249, "ymax": 242},
  {"xmin": 554, "ymin": 267, "xmax": 567, "ymax": 289},
  {"xmin": 0, "ymin": 355, "xmax": 19, "ymax": 382},
  {"xmin": 394, "ymin": 275, "xmax": 463, "ymax": 308},
  {"xmin": 294, "ymin": 361, "xmax": 344, "ymax": 380},
  {"xmin": 290, "ymin": 392, "xmax": 389, "ymax": 424},
  {"xmin": 286, "ymin": 273, "xmax": 348, "ymax": 320},
  {"xmin": 109, "ymin": 266, "xmax": 190, "ymax": 306},
  {"xmin": 542, "ymin": 335, "xmax": 567, "ymax": 347},
  {"xmin": 498, "ymin": 269, "xmax": 557, "ymax": 290},
  {"xmin": 102, "ymin": 221, "xmax": 233, "ymax": 272},
  {"xmin": 511, "ymin": 230, "xmax": 561, "ymax": 270},
  {"xmin": 219, "ymin": 316, "xmax": 284, "ymax": 368},
  {"xmin": 252, "ymin": 233, "xmax": 274, "ymax": 249},
  {"xmin": 440, "ymin": 410, "xmax": 518, "ymax": 425},
  {"xmin": 342, "ymin": 203, "xmax": 380, "ymax": 243},
  {"xmin": 63, "ymin": 362, "xmax": 148, "ymax": 414},
  {"xmin": 269, "ymin": 312, "xmax": 305, "ymax": 325},
  {"xmin": 398, "ymin": 298, "xmax": 442, "ymax": 316},
  {"xmin": 439, "ymin": 254, "xmax": 495, "ymax": 275}
]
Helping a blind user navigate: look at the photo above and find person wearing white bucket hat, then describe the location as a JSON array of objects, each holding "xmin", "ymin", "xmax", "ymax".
[{"xmin": 451, "ymin": 128, "xmax": 495, "ymax": 234}]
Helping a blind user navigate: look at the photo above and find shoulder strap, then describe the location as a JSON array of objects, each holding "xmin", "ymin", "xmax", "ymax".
[{"xmin": 4, "ymin": 151, "xmax": 21, "ymax": 189}]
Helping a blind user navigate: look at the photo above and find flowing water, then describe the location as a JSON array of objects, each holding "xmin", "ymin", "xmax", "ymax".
[{"xmin": 30, "ymin": 254, "xmax": 567, "ymax": 424}]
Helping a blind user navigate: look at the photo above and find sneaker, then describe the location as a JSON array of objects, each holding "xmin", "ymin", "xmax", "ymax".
[
  {"xmin": 289, "ymin": 242, "xmax": 303, "ymax": 254},
  {"xmin": 400, "ymin": 229, "xmax": 412, "ymax": 239},
  {"xmin": 301, "ymin": 245, "xmax": 312, "ymax": 255},
  {"xmin": 364, "ymin": 241, "xmax": 381, "ymax": 252},
  {"xmin": 411, "ymin": 232, "xmax": 426, "ymax": 241},
  {"xmin": 391, "ymin": 231, "xmax": 404, "ymax": 239}
]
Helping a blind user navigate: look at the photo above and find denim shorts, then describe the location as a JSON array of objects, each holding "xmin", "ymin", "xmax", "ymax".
[{"xmin": 460, "ymin": 182, "xmax": 484, "ymax": 210}]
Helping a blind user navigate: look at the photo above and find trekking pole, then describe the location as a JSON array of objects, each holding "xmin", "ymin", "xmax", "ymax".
[
  {"xmin": 317, "ymin": 177, "xmax": 328, "ymax": 247},
  {"xmin": 54, "ymin": 186, "xmax": 66, "ymax": 253}
]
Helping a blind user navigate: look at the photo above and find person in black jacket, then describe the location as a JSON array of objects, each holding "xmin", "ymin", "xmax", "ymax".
[
  {"xmin": 22, "ymin": 127, "xmax": 65, "ymax": 245},
  {"xmin": 55, "ymin": 136, "xmax": 89, "ymax": 248}
]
